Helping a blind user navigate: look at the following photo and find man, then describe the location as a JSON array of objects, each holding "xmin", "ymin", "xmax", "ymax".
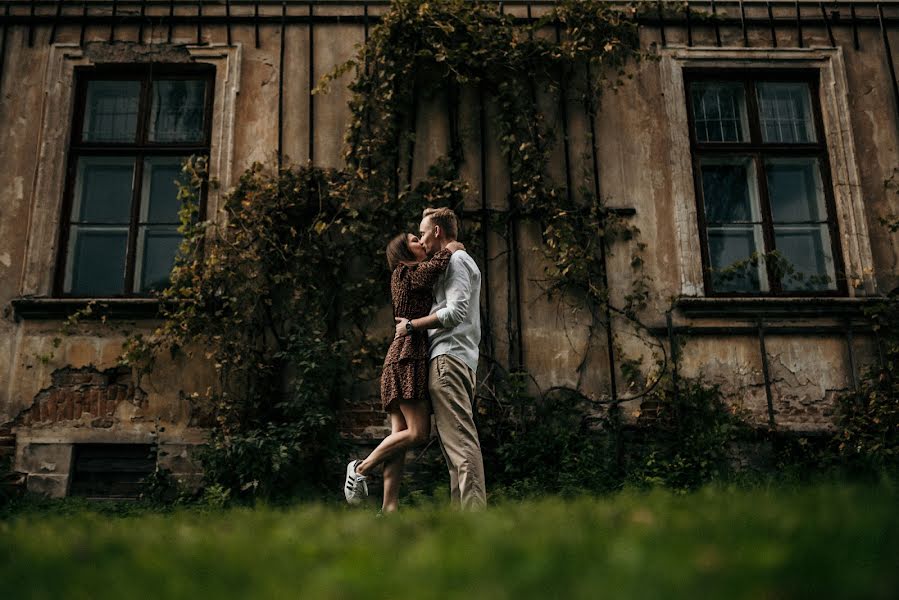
[{"xmin": 394, "ymin": 207, "xmax": 487, "ymax": 510}]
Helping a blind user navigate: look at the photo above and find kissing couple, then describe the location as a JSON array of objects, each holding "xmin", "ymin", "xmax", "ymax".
[{"xmin": 343, "ymin": 207, "xmax": 486, "ymax": 512}]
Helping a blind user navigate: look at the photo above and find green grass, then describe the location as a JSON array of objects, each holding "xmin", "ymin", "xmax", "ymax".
[{"xmin": 2, "ymin": 481, "xmax": 897, "ymax": 600}]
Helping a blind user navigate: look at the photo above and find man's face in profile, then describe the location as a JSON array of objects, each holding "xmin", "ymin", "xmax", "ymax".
[{"xmin": 418, "ymin": 216, "xmax": 438, "ymax": 256}]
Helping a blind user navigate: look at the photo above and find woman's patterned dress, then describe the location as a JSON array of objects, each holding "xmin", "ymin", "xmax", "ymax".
[{"xmin": 380, "ymin": 248, "xmax": 453, "ymax": 411}]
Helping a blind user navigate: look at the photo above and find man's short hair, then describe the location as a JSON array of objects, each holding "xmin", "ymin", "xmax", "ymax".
[{"xmin": 423, "ymin": 207, "xmax": 459, "ymax": 240}]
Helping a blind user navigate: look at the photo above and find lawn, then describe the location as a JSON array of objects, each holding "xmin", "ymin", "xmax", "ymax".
[{"xmin": 2, "ymin": 480, "xmax": 897, "ymax": 599}]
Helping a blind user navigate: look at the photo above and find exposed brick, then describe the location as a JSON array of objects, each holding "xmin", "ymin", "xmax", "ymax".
[
  {"xmin": 62, "ymin": 392, "xmax": 74, "ymax": 421},
  {"xmin": 47, "ymin": 394, "xmax": 58, "ymax": 421},
  {"xmin": 82, "ymin": 391, "xmax": 91, "ymax": 415},
  {"xmin": 95, "ymin": 388, "xmax": 104, "ymax": 415}
]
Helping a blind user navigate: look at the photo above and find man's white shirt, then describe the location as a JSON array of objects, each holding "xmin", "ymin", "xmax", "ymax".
[{"xmin": 428, "ymin": 250, "xmax": 481, "ymax": 372}]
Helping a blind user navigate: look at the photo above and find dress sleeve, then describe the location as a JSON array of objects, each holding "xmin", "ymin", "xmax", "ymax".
[{"xmin": 407, "ymin": 248, "xmax": 453, "ymax": 291}]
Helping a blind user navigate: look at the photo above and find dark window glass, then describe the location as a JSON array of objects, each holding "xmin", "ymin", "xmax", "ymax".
[
  {"xmin": 134, "ymin": 156, "xmax": 190, "ymax": 293},
  {"xmin": 690, "ymin": 81, "xmax": 749, "ymax": 143},
  {"xmin": 82, "ymin": 81, "xmax": 140, "ymax": 143},
  {"xmin": 60, "ymin": 66, "xmax": 211, "ymax": 297},
  {"xmin": 149, "ymin": 80, "xmax": 207, "ymax": 143},
  {"xmin": 66, "ymin": 227, "xmax": 128, "ymax": 296},
  {"xmin": 73, "ymin": 157, "xmax": 135, "ymax": 223},
  {"xmin": 757, "ymin": 82, "xmax": 817, "ymax": 144},
  {"xmin": 687, "ymin": 72, "xmax": 843, "ymax": 296},
  {"xmin": 765, "ymin": 157, "xmax": 835, "ymax": 291},
  {"xmin": 699, "ymin": 157, "xmax": 768, "ymax": 293},
  {"xmin": 708, "ymin": 228, "xmax": 764, "ymax": 293},
  {"xmin": 142, "ymin": 157, "xmax": 188, "ymax": 223},
  {"xmin": 765, "ymin": 157, "xmax": 826, "ymax": 222},
  {"xmin": 137, "ymin": 227, "xmax": 183, "ymax": 292}
]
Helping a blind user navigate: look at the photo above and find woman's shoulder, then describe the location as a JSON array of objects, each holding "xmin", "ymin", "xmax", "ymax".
[
  {"xmin": 391, "ymin": 263, "xmax": 414, "ymax": 282},
  {"xmin": 393, "ymin": 261, "xmax": 421, "ymax": 276}
]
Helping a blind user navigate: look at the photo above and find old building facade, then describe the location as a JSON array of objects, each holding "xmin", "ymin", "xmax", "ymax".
[{"xmin": 1, "ymin": 1, "xmax": 898, "ymax": 497}]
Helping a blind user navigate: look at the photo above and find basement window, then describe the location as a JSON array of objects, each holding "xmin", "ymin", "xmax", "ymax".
[{"xmin": 69, "ymin": 444, "xmax": 156, "ymax": 500}]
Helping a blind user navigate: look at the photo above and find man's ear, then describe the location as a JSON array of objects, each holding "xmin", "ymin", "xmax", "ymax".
[{"xmin": 433, "ymin": 225, "xmax": 442, "ymax": 239}]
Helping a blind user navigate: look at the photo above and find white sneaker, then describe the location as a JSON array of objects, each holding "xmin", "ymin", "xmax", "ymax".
[{"xmin": 344, "ymin": 460, "xmax": 368, "ymax": 505}]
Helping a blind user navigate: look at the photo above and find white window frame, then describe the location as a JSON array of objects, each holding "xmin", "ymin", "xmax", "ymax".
[
  {"xmin": 20, "ymin": 42, "xmax": 241, "ymax": 297},
  {"xmin": 660, "ymin": 46, "xmax": 876, "ymax": 298}
]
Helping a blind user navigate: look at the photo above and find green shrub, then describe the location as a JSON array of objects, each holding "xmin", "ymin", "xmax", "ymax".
[
  {"xmin": 625, "ymin": 378, "xmax": 748, "ymax": 491},
  {"xmin": 834, "ymin": 297, "xmax": 899, "ymax": 474},
  {"xmin": 480, "ymin": 373, "xmax": 618, "ymax": 498},
  {"xmin": 114, "ymin": 0, "xmax": 648, "ymax": 504}
]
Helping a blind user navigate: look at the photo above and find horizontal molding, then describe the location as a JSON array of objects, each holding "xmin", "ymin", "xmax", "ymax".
[
  {"xmin": 673, "ymin": 295, "xmax": 881, "ymax": 319},
  {"xmin": 10, "ymin": 297, "xmax": 166, "ymax": 320}
]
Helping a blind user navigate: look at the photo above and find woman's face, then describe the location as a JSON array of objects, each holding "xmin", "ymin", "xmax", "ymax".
[{"xmin": 406, "ymin": 234, "xmax": 427, "ymax": 262}]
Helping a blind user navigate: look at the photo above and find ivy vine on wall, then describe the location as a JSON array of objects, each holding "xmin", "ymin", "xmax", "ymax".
[
  {"xmin": 120, "ymin": 0, "xmax": 670, "ymax": 499},
  {"xmin": 113, "ymin": 0, "xmax": 875, "ymax": 500}
]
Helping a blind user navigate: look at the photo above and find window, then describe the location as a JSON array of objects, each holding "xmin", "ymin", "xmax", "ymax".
[
  {"xmin": 686, "ymin": 70, "xmax": 845, "ymax": 296},
  {"xmin": 69, "ymin": 444, "xmax": 156, "ymax": 499},
  {"xmin": 56, "ymin": 64, "xmax": 213, "ymax": 297}
]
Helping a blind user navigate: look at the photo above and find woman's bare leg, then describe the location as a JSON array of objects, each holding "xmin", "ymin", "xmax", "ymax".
[
  {"xmin": 356, "ymin": 400, "xmax": 430, "ymax": 477},
  {"xmin": 381, "ymin": 411, "xmax": 406, "ymax": 513}
]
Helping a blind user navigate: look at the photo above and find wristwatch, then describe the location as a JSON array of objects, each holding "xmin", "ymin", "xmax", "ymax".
[{"xmin": 405, "ymin": 320, "xmax": 414, "ymax": 335}]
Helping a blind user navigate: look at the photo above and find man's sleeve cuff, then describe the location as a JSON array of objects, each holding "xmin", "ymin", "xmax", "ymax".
[{"xmin": 435, "ymin": 307, "xmax": 451, "ymax": 327}]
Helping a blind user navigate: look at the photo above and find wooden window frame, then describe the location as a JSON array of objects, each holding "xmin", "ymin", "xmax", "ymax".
[
  {"xmin": 54, "ymin": 63, "xmax": 214, "ymax": 298},
  {"xmin": 685, "ymin": 68, "xmax": 848, "ymax": 298}
]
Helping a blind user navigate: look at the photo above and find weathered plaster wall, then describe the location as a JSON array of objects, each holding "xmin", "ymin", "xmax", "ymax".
[{"xmin": 1, "ymin": 4, "xmax": 897, "ymax": 494}]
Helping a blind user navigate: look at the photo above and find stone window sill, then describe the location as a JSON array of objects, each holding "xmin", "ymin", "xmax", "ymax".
[
  {"xmin": 10, "ymin": 297, "xmax": 166, "ymax": 320},
  {"xmin": 674, "ymin": 296, "xmax": 881, "ymax": 319}
]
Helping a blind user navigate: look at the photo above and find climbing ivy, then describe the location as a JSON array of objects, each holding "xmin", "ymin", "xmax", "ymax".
[
  {"xmin": 832, "ymin": 169, "xmax": 899, "ymax": 474},
  {"xmin": 120, "ymin": 0, "xmax": 696, "ymax": 501}
]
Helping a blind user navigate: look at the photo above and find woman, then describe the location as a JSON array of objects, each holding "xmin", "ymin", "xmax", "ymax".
[{"xmin": 343, "ymin": 233, "xmax": 464, "ymax": 511}]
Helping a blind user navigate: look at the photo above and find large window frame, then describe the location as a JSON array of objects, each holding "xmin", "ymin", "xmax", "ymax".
[
  {"xmin": 685, "ymin": 68, "xmax": 847, "ymax": 298},
  {"xmin": 54, "ymin": 63, "xmax": 214, "ymax": 298}
]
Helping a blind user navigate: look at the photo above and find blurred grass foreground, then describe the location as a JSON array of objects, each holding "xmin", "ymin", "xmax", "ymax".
[{"xmin": 2, "ymin": 481, "xmax": 898, "ymax": 600}]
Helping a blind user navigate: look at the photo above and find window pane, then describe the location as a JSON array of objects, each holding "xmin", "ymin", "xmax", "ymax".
[
  {"xmin": 699, "ymin": 157, "xmax": 761, "ymax": 223},
  {"xmin": 148, "ymin": 80, "xmax": 207, "ymax": 143},
  {"xmin": 757, "ymin": 82, "xmax": 817, "ymax": 144},
  {"xmin": 82, "ymin": 80, "xmax": 140, "ymax": 143},
  {"xmin": 72, "ymin": 157, "xmax": 135, "ymax": 223},
  {"xmin": 65, "ymin": 226, "xmax": 128, "ymax": 296},
  {"xmin": 141, "ymin": 157, "xmax": 189, "ymax": 223},
  {"xmin": 708, "ymin": 225, "xmax": 769, "ymax": 293},
  {"xmin": 135, "ymin": 226, "xmax": 182, "ymax": 292},
  {"xmin": 690, "ymin": 81, "xmax": 749, "ymax": 143},
  {"xmin": 774, "ymin": 225, "xmax": 837, "ymax": 292},
  {"xmin": 765, "ymin": 157, "xmax": 827, "ymax": 223}
]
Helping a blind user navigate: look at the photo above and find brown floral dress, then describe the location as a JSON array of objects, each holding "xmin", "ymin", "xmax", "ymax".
[{"xmin": 380, "ymin": 248, "xmax": 453, "ymax": 411}]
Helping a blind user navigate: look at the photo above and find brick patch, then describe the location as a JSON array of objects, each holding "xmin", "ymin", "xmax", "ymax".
[{"xmin": 18, "ymin": 366, "xmax": 147, "ymax": 427}]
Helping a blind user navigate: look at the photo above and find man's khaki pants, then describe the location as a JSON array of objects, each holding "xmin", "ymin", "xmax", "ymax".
[{"xmin": 429, "ymin": 354, "xmax": 487, "ymax": 510}]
